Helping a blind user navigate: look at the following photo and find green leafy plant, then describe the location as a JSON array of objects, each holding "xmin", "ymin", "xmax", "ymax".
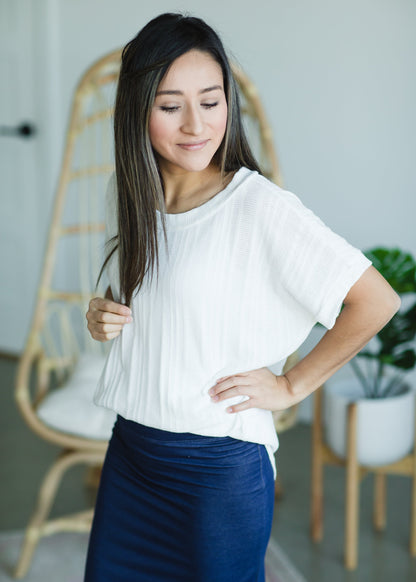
[{"xmin": 350, "ymin": 247, "xmax": 416, "ymax": 398}]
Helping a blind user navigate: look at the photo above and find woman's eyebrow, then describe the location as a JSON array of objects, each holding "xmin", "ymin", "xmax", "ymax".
[{"xmin": 156, "ymin": 85, "xmax": 223, "ymax": 96}]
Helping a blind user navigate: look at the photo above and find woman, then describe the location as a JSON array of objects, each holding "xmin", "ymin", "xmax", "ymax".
[{"xmin": 84, "ymin": 12, "xmax": 400, "ymax": 582}]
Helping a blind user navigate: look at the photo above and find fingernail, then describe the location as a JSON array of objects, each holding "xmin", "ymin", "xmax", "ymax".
[
  {"xmin": 211, "ymin": 395, "xmax": 219, "ymax": 402},
  {"xmin": 226, "ymin": 407, "xmax": 233, "ymax": 413},
  {"xmin": 126, "ymin": 316, "xmax": 133, "ymax": 323}
]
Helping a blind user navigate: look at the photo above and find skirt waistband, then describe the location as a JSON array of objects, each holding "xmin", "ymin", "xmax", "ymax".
[{"xmin": 115, "ymin": 415, "xmax": 248, "ymax": 446}]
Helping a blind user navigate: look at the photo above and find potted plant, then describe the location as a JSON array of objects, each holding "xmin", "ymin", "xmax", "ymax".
[{"xmin": 324, "ymin": 247, "xmax": 416, "ymax": 466}]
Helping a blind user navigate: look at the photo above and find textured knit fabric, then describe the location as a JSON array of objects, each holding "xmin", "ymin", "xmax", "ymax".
[
  {"xmin": 84, "ymin": 415, "xmax": 274, "ymax": 582},
  {"xmin": 94, "ymin": 167, "xmax": 372, "ymax": 478}
]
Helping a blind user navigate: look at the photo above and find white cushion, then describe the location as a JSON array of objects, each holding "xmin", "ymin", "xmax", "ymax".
[{"xmin": 37, "ymin": 354, "xmax": 116, "ymax": 440}]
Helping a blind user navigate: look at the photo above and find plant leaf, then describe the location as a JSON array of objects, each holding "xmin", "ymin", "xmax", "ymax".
[
  {"xmin": 377, "ymin": 306, "xmax": 416, "ymax": 352},
  {"xmin": 365, "ymin": 248, "xmax": 416, "ymax": 293},
  {"xmin": 389, "ymin": 349, "xmax": 416, "ymax": 370},
  {"xmin": 352, "ymin": 247, "xmax": 416, "ymax": 388}
]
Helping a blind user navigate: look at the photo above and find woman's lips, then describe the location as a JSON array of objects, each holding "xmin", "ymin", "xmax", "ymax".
[{"xmin": 177, "ymin": 140, "xmax": 209, "ymax": 151}]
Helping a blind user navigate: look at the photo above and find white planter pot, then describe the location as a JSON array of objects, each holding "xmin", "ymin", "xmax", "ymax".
[{"xmin": 323, "ymin": 378, "xmax": 415, "ymax": 466}]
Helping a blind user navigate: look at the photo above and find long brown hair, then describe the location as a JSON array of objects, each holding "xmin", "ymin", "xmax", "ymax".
[{"xmin": 99, "ymin": 13, "xmax": 261, "ymax": 307}]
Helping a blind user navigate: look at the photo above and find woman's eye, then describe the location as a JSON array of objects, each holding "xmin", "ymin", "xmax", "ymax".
[
  {"xmin": 160, "ymin": 106, "xmax": 180, "ymax": 113},
  {"xmin": 159, "ymin": 102, "xmax": 218, "ymax": 113}
]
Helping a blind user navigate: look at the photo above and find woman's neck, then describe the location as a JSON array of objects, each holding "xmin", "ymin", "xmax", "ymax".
[{"xmin": 159, "ymin": 163, "xmax": 232, "ymax": 214}]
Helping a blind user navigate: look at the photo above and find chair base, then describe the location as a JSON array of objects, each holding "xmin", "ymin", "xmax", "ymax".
[{"xmin": 14, "ymin": 449, "xmax": 105, "ymax": 579}]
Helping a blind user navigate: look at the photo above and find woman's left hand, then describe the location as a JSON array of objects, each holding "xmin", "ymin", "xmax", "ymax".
[{"xmin": 208, "ymin": 367, "xmax": 298, "ymax": 414}]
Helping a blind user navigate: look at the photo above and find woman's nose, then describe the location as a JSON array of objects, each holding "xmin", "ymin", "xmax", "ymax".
[{"xmin": 181, "ymin": 105, "xmax": 204, "ymax": 135}]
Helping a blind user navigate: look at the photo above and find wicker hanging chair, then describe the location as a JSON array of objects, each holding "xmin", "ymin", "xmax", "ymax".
[{"xmin": 14, "ymin": 48, "xmax": 294, "ymax": 578}]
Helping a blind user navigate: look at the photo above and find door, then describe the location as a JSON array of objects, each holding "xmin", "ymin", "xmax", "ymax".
[{"xmin": 0, "ymin": 0, "xmax": 39, "ymax": 353}]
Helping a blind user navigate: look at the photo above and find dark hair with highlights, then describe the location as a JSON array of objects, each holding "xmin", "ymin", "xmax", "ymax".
[{"xmin": 98, "ymin": 12, "xmax": 261, "ymax": 307}]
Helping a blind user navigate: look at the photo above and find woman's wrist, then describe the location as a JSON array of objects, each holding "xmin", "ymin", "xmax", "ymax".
[{"xmin": 272, "ymin": 372, "xmax": 308, "ymax": 411}]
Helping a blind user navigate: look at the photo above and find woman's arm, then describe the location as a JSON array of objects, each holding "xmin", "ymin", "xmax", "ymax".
[
  {"xmin": 281, "ymin": 265, "xmax": 401, "ymax": 406},
  {"xmin": 209, "ymin": 266, "xmax": 401, "ymax": 412},
  {"xmin": 86, "ymin": 285, "xmax": 132, "ymax": 342}
]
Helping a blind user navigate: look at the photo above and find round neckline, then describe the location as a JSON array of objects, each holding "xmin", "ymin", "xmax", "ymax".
[{"xmin": 156, "ymin": 167, "xmax": 252, "ymax": 229}]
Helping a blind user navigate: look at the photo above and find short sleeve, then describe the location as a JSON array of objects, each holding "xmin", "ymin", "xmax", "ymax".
[
  {"xmin": 262, "ymin": 185, "xmax": 372, "ymax": 330},
  {"xmin": 103, "ymin": 172, "xmax": 120, "ymax": 301}
]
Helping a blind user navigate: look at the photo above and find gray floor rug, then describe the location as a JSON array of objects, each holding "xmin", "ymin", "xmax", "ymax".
[{"xmin": 0, "ymin": 530, "xmax": 307, "ymax": 582}]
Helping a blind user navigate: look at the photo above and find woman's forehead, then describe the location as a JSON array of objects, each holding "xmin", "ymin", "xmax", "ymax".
[{"xmin": 157, "ymin": 50, "xmax": 224, "ymax": 93}]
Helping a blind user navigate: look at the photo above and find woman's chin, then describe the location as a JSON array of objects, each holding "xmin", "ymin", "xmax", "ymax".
[{"xmin": 160, "ymin": 159, "xmax": 214, "ymax": 175}]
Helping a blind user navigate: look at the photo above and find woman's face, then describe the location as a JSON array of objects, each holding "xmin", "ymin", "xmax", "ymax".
[{"xmin": 149, "ymin": 50, "xmax": 228, "ymax": 175}]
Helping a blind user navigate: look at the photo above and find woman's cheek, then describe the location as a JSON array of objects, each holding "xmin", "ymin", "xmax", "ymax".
[
  {"xmin": 216, "ymin": 105, "xmax": 228, "ymax": 140},
  {"xmin": 148, "ymin": 116, "xmax": 160, "ymax": 147}
]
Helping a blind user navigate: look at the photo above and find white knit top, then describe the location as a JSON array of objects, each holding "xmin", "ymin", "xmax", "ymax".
[{"xmin": 94, "ymin": 167, "xmax": 371, "ymax": 478}]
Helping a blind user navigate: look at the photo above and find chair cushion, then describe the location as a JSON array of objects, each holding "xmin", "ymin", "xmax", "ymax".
[{"xmin": 37, "ymin": 354, "xmax": 116, "ymax": 440}]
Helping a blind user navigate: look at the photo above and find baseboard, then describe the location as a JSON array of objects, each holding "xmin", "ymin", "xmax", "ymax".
[{"xmin": 0, "ymin": 351, "xmax": 20, "ymax": 361}]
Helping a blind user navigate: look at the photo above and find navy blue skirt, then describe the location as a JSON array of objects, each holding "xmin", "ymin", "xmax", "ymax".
[{"xmin": 84, "ymin": 415, "xmax": 274, "ymax": 581}]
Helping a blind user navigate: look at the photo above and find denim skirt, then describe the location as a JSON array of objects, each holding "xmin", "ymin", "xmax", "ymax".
[{"xmin": 84, "ymin": 415, "xmax": 274, "ymax": 582}]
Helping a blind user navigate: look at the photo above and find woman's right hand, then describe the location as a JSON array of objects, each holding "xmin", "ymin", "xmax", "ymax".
[{"xmin": 86, "ymin": 296, "xmax": 132, "ymax": 342}]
